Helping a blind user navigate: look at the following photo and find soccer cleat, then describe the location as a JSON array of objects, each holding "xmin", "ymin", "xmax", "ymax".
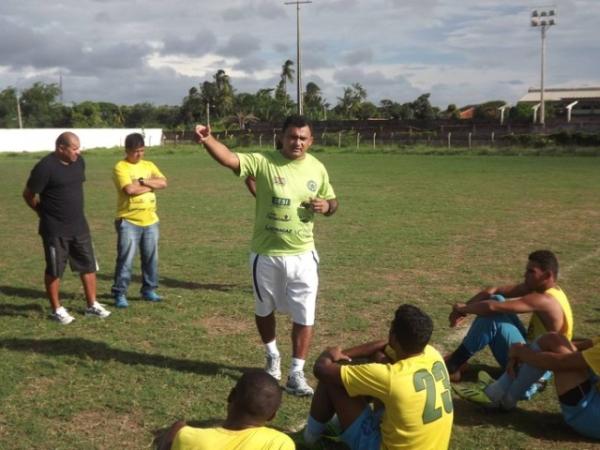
[
  {"xmin": 85, "ymin": 302, "xmax": 111, "ymax": 318},
  {"xmin": 265, "ymin": 354, "xmax": 282, "ymax": 381},
  {"xmin": 51, "ymin": 307, "xmax": 75, "ymax": 325},
  {"xmin": 142, "ymin": 291, "xmax": 162, "ymax": 302},
  {"xmin": 114, "ymin": 295, "xmax": 129, "ymax": 308},
  {"xmin": 286, "ymin": 371, "xmax": 314, "ymax": 397},
  {"xmin": 477, "ymin": 370, "xmax": 495, "ymax": 389},
  {"xmin": 452, "ymin": 383, "xmax": 493, "ymax": 406}
]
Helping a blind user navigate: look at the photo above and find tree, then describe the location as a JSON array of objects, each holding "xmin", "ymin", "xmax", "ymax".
[
  {"xmin": 227, "ymin": 111, "xmax": 259, "ymax": 130},
  {"xmin": 19, "ymin": 82, "xmax": 66, "ymax": 127},
  {"xmin": 334, "ymin": 83, "xmax": 368, "ymax": 119},
  {"xmin": 303, "ymin": 82, "xmax": 326, "ymax": 120},
  {"xmin": 474, "ymin": 100, "xmax": 506, "ymax": 120},
  {"xmin": 411, "ymin": 93, "xmax": 436, "ymax": 120},
  {"xmin": 0, "ymin": 87, "xmax": 20, "ymax": 127},
  {"xmin": 72, "ymin": 101, "xmax": 106, "ymax": 127},
  {"xmin": 278, "ymin": 59, "xmax": 295, "ymax": 112}
]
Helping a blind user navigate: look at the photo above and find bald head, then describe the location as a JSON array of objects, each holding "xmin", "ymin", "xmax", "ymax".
[{"xmin": 55, "ymin": 132, "xmax": 81, "ymax": 164}]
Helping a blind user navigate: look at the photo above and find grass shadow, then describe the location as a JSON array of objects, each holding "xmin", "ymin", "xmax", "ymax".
[
  {"xmin": 0, "ymin": 337, "xmax": 255, "ymax": 378},
  {"xmin": 95, "ymin": 273, "xmax": 241, "ymax": 292},
  {"xmin": 452, "ymin": 398, "xmax": 596, "ymax": 444},
  {"xmin": 0, "ymin": 285, "xmax": 76, "ymax": 300},
  {"xmin": 0, "ymin": 302, "xmax": 45, "ymax": 317}
]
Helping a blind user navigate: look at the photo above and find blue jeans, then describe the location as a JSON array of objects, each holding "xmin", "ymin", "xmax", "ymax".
[
  {"xmin": 111, "ymin": 219, "xmax": 159, "ymax": 297},
  {"xmin": 462, "ymin": 312, "xmax": 527, "ymax": 368}
]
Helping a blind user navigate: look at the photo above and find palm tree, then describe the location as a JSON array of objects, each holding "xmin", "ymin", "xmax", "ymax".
[{"xmin": 280, "ymin": 60, "xmax": 295, "ymax": 111}]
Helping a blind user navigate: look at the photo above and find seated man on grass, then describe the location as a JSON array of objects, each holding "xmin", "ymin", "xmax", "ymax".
[
  {"xmin": 456, "ymin": 331, "xmax": 600, "ymax": 432},
  {"xmin": 505, "ymin": 332, "xmax": 600, "ymax": 440},
  {"xmin": 158, "ymin": 371, "xmax": 294, "ymax": 450},
  {"xmin": 303, "ymin": 304, "xmax": 454, "ymax": 449},
  {"xmin": 446, "ymin": 250, "xmax": 573, "ymax": 400}
]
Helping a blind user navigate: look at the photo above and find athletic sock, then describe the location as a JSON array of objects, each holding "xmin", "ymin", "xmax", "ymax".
[
  {"xmin": 304, "ymin": 415, "xmax": 326, "ymax": 445},
  {"xmin": 445, "ymin": 344, "xmax": 472, "ymax": 374},
  {"xmin": 484, "ymin": 372, "xmax": 513, "ymax": 402},
  {"xmin": 265, "ymin": 340, "xmax": 279, "ymax": 357},
  {"xmin": 290, "ymin": 357, "xmax": 305, "ymax": 374}
]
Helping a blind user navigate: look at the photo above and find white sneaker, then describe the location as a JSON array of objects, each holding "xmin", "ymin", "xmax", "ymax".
[
  {"xmin": 286, "ymin": 371, "xmax": 314, "ymax": 396},
  {"xmin": 52, "ymin": 307, "xmax": 75, "ymax": 325},
  {"xmin": 85, "ymin": 302, "xmax": 111, "ymax": 319},
  {"xmin": 265, "ymin": 354, "xmax": 282, "ymax": 381}
]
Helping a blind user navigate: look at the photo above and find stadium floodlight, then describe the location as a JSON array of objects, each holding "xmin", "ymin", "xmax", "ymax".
[
  {"xmin": 497, "ymin": 104, "xmax": 510, "ymax": 125},
  {"xmin": 284, "ymin": 0, "xmax": 312, "ymax": 115},
  {"xmin": 531, "ymin": 6, "xmax": 557, "ymax": 126}
]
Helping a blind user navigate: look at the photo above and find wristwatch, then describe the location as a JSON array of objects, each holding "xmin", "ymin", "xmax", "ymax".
[{"xmin": 138, "ymin": 177, "xmax": 145, "ymax": 186}]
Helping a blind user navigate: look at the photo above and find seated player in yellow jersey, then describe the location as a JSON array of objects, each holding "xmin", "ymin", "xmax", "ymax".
[
  {"xmin": 447, "ymin": 250, "xmax": 574, "ymax": 408},
  {"xmin": 303, "ymin": 304, "xmax": 453, "ymax": 450},
  {"xmin": 158, "ymin": 371, "xmax": 294, "ymax": 450},
  {"xmin": 507, "ymin": 332, "xmax": 600, "ymax": 440}
]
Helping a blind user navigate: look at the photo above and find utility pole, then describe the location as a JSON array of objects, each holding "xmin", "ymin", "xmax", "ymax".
[
  {"xmin": 15, "ymin": 89, "xmax": 23, "ymax": 129},
  {"xmin": 284, "ymin": 0, "xmax": 312, "ymax": 115}
]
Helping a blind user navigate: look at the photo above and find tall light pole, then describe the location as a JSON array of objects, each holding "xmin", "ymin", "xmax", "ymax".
[
  {"xmin": 285, "ymin": 0, "xmax": 312, "ymax": 115},
  {"xmin": 531, "ymin": 7, "xmax": 557, "ymax": 126}
]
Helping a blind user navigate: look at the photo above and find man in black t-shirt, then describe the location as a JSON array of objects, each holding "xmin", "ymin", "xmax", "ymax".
[{"xmin": 23, "ymin": 132, "xmax": 111, "ymax": 324}]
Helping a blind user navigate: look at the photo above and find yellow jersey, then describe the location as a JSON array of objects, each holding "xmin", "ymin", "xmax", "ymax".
[
  {"xmin": 582, "ymin": 337, "xmax": 600, "ymax": 390},
  {"xmin": 341, "ymin": 345, "xmax": 453, "ymax": 450},
  {"xmin": 113, "ymin": 159, "xmax": 165, "ymax": 226},
  {"xmin": 171, "ymin": 425, "xmax": 294, "ymax": 450},
  {"xmin": 526, "ymin": 286, "xmax": 573, "ymax": 341}
]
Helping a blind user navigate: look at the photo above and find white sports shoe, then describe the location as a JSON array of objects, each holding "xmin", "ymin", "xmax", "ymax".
[
  {"xmin": 286, "ymin": 371, "xmax": 314, "ymax": 396},
  {"xmin": 52, "ymin": 307, "xmax": 75, "ymax": 325},
  {"xmin": 265, "ymin": 354, "xmax": 282, "ymax": 381},
  {"xmin": 85, "ymin": 302, "xmax": 111, "ymax": 319}
]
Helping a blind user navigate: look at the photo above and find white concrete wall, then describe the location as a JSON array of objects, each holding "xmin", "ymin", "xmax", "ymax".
[{"xmin": 0, "ymin": 128, "xmax": 163, "ymax": 152}]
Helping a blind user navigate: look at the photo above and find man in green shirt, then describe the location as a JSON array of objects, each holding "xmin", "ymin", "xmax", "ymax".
[{"xmin": 196, "ymin": 116, "xmax": 338, "ymax": 396}]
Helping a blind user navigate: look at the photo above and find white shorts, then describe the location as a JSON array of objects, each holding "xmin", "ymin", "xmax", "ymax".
[{"xmin": 250, "ymin": 250, "xmax": 320, "ymax": 326}]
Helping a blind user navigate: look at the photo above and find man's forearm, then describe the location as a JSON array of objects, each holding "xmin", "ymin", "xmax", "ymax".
[
  {"xmin": 144, "ymin": 177, "xmax": 167, "ymax": 190},
  {"xmin": 202, "ymin": 135, "xmax": 240, "ymax": 171},
  {"xmin": 342, "ymin": 340, "xmax": 387, "ymax": 359}
]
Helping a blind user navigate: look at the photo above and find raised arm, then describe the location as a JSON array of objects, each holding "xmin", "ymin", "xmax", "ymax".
[{"xmin": 195, "ymin": 124, "xmax": 240, "ymax": 173}]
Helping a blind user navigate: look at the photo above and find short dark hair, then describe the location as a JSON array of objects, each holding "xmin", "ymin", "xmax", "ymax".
[
  {"xmin": 528, "ymin": 249, "xmax": 559, "ymax": 278},
  {"xmin": 231, "ymin": 371, "xmax": 282, "ymax": 421},
  {"xmin": 281, "ymin": 115, "xmax": 313, "ymax": 134},
  {"xmin": 390, "ymin": 304, "xmax": 433, "ymax": 354},
  {"xmin": 125, "ymin": 133, "xmax": 145, "ymax": 151}
]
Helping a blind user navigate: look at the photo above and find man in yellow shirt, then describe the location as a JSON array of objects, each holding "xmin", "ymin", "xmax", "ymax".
[
  {"xmin": 303, "ymin": 304, "xmax": 453, "ymax": 449},
  {"xmin": 508, "ymin": 332, "xmax": 600, "ymax": 440},
  {"xmin": 158, "ymin": 371, "xmax": 294, "ymax": 450},
  {"xmin": 446, "ymin": 250, "xmax": 573, "ymax": 407},
  {"xmin": 111, "ymin": 133, "xmax": 167, "ymax": 308}
]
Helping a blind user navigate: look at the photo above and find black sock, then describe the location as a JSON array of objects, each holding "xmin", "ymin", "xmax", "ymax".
[{"xmin": 445, "ymin": 344, "xmax": 472, "ymax": 373}]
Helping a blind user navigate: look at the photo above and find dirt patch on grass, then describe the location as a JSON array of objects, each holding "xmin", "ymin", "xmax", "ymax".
[
  {"xmin": 21, "ymin": 376, "xmax": 57, "ymax": 400},
  {"xmin": 62, "ymin": 408, "xmax": 147, "ymax": 449},
  {"xmin": 195, "ymin": 314, "xmax": 253, "ymax": 336}
]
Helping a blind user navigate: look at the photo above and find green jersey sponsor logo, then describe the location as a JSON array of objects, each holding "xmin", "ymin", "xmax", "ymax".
[{"xmin": 272, "ymin": 196, "xmax": 291, "ymax": 207}]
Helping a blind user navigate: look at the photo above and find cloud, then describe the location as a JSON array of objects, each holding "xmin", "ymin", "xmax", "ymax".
[
  {"xmin": 219, "ymin": 33, "xmax": 261, "ymax": 58},
  {"xmin": 161, "ymin": 31, "xmax": 218, "ymax": 57}
]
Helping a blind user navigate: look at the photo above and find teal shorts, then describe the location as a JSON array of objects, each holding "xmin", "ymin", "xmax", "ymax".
[{"xmin": 340, "ymin": 406, "xmax": 383, "ymax": 450}]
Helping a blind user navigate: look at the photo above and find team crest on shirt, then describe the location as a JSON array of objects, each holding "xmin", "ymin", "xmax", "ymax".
[{"xmin": 307, "ymin": 180, "xmax": 318, "ymax": 192}]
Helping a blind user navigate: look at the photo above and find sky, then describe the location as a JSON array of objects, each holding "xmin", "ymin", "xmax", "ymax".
[{"xmin": 0, "ymin": 0, "xmax": 598, "ymax": 109}]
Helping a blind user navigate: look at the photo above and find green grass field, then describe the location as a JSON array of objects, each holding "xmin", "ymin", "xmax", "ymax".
[{"xmin": 1, "ymin": 146, "xmax": 600, "ymax": 449}]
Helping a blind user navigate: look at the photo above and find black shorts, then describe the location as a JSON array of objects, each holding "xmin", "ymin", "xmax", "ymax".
[{"xmin": 42, "ymin": 234, "xmax": 97, "ymax": 278}]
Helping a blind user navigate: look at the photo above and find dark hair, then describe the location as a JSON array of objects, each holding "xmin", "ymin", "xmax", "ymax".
[
  {"xmin": 125, "ymin": 133, "xmax": 145, "ymax": 151},
  {"xmin": 281, "ymin": 115, "xmax": 313, "ymax": 134},
  {"xmin": 391, "ymin": 304, "xmax": 433, "ymax": 354},
  {"xmin": 55, "ymin": 132, "xmax": 77, "ymax": 150},
  {"xmin": 231, "ymin": 371, "xmax": 282, "ymax": 421},
  {"xmin": 528, "ymin": 249, "xmax": 559, "ymax": 278}
]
